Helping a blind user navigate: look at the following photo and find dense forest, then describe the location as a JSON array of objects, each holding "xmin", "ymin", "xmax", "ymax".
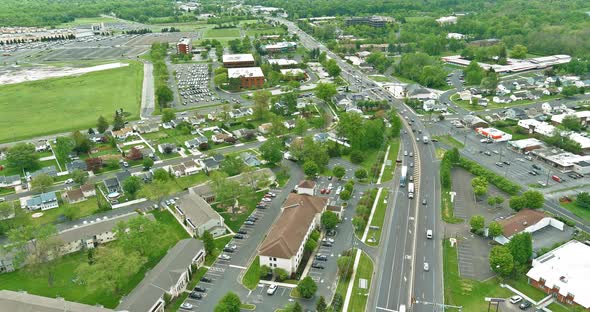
[
  {"xmin": 0, "ymin": 0, "xmax": 175, "ymax": 26},
  {"xmin": 248, "ymin": 0, "xmax": 590, "ymax": 57}
]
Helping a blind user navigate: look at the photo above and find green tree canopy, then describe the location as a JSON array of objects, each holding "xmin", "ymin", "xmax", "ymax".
[
  {"xmin": 6, "ymin": 143, "xmax": 39, "ymax": 171},
  {"xmin": 297, "ymin": 276, "xmax": 318, "ymax": 298},
  {"xmin": 321, "ymin": 211, "xmax": 339, "ymax": 231},
  {"xmin": 489, "ymin": 245, "xmax": 514, "ymax": 277}
]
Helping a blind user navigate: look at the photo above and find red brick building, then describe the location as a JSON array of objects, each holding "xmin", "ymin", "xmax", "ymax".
[
  {"xmin": 177, "ymin": 37, "xmax": 192, "ymax": 55},
  {"xmin": 228, "ymin": 67, "xmax": 265, "ymax": 89}
]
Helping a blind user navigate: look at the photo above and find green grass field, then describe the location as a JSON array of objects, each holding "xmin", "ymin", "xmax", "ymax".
[
  {"xmin": 561, "ymin": 201, "xmax": 590, "ymax": 222},
  {"xmin": 433, "ymin": 135, "xmax": 465, "ymax": 149},
  {"xmin": 380, "ymin": 138, "xmax": 400, "ymax": 183},
  {"xmin": 205, "ymin": 28, "xmax": 240, "ymax": 38},
  {"xmin": 242, "ymin": 256, "xmax": 260, "ymax": 290},
  {"xmin": 0, "ymin": 61, "xmax": 143, "ymax": 143},
  {"xmin": 348, "ymin": 251, "xmax": 373, "ymax": 312},
  {"xmin": 366, "ymin": 190, "xmax": 388, "ymax": 246},
  {"xmin": 59, "ymin": 17, "xmax": 116, "ymax": 27}
]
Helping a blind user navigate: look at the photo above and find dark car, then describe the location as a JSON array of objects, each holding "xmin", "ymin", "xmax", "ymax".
[
  {"xmin": 200, "ymin": 277, "xmax": 212, "ymax": 283},
  {"xmin": 326, "ymin": 229, "xmax": 336, "ymax": 237},
  {"xmin": 311, "ymin": 262, "xmax": 325, "ymax": 269},
  {"xmin": 223, "ymin": 247, "xmax": 235, "ymax": 253},
  {"xmin": 322, "ymin": 241, "xmax": 333, "ymax": 247},
  {"xmin": 503, "ymin": 161, "xmax": 511, "ymax": 165},
  {"xmin": 234, "ymin": 234, "xmax": 245, "ymax": 239},
  {"xmin": 484, "ymin": 151, "xmax": 492, "ymax": 156},
  {"xmin": 193, "ymin": 286, "xmax": 206, "ymax": 293},
  {"xmin": 528, "ymin": 171, "xmax": 538, "ymax": 176},
  {"xmin": 532, "ymin": 164, "xmax": 542, "ymax": 170},
  {"xmin": 422, "ymin": 199, "xmax": 427, "ymax": 205},
  {"xmin": 519, "ymin": 301, "xmax": 532, "ymax": 310},
  {"xmin": 238, "ymin": 229, "xmax": 247, "ymax": 234},
  {"xmin": 189, "ymin": 291, "xmax": 203, "ymax": 299},
  {"xmin": 315, "ymin": 254, "xmax": 328, "ymax": 261}
]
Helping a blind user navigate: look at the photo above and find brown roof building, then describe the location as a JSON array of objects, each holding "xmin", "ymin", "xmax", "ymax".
[
  {"xmin": 297, "ymin": 180, "xmax": 316, "ymax": 196},
  {"xmin": 493, "ymin": 209, "xmax": 565, "ymax": 245},
  {"xmin": 258, "ymin": 194, "xmax": 327, "ymax": 274},
  {"xmin": 63, "ymin": 189, "xmax": 85, "ymax": 204}
]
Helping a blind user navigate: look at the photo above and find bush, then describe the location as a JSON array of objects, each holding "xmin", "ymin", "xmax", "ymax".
[
  {"xmin": 331, "ymin": 293, "xmax": 343, "ymax": 312},
  {"xmin": 458, "ymin": 158, "xmax": 520, "ymax": 195}
]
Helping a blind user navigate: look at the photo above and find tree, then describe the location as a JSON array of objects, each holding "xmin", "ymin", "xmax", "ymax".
[
  {"xmin": 31, "ymin": 174, "xmax": 53, "ymax": 193},
  {"xmin": 210, "ymin": 172, "xmax": 243, "ymax": 208},
  {"xmin": 253, "ymin": 90, "xmax": 272, "ymax": 121},
  {"xmin": 112, "ymin": 113, "xmax": 125, "ymax": 131},
  {"xmin": 214, "ymin": 72, "xmax": 228, "ymax": 86},
  {"xmin": 507, "ymin": 232, "xmax": 532, "ymax": 266},
  {"xmin": 203, "ymin": 231, "xmax": 215, "ymax": 256},
  {"xmin": 333, "ymin": 166, "xmax": 345, "ymax": 180},
  {"xmin": 162, "ymin": 108, "xmax": 176, "ymax": 123},
  {"xmin": 221, "ymin": 156, "xmax": 245, "ymax": 176},
  {"xmin": 260, "ymin": 265, "xmax": 272, "ymax": 279},
  {"xmin": 0, "ymin": 202, "xmax": 15, "ymax": 220},
  {"xmin": 321, "ymin": 211, "xmax": 339, "ymax": 231},
  {"xmin": 509, "ymin": 195, "xmax": 527, "ymax": 211},
  {"xmin": 71, "ymin": 169, "xmax": 87, "ymax": 185},
  {"xmin": 122, "ymin": 176, "xmax": 142, "ymax": 199},
  {"xmin": 97, "ymin": 115, "xmax": 109, "ymax": 133},
  {"xmin": 6, "ymin": 224, "xmax": 62, "ymax": 285},
  {"xmin": 471, "ymin": 176, "xmax": 488, "ymax": 198},
  {"xmin": 214, "ymin": 292, "xmax": 241, "ymax": 312},
  {"xmin": 354, "ymin": 168, "xmax": 368, "ymax": 180},
  {"xmin": 54, "ymin": 136, "xmax": 75, "ymax": 164},
  {"xmin": 139, "ymin": 181, "xmax": 173, "ymax": 209},
  {"xmin": 274, "ymin": 268, "xmax": 289, "ymax": 282},
  {"xmin": 576, "ymin": 192, "xmax": 590, "ymax": 209},
  {"xmin": 340, "ymin": 189, "xmax": 351, "ymax": 201},
  {"xmin": 324, "ymin": 59, "xmax": 341, "ymax": 77},
  {"xmin": 465, "ymin": 60, "xmax": 485, "ymax": 85},
  {"xmin": 116, "ymin": 216, "xmax": 164, "ymax": 259},
  {"xmin": 260, "ymin": 137, "xmax": 283, "ymax": 165},
  {"xmin": 153, "ymin": 168, "xmax": 170, "ymax": 182},
  {"xmin": 72, "ymin": 130, "xmax": 92, "ymax": 154},
  {"xmin": 315, "ymin": 82, "xmax": 337, "ymax": 103},
  {"xmin": 562, "ymin": 115, "xmax": 582, "ymax": 132},
  {"xmin": 488, "ymin": 221, "xmax": 503, "ymax": 238},
  {"xmin": 521, "ymin": 190, "xmax": 544, "ymax": 209},
  {"xmin": 561, "ymin": 85, "xmax": 578, "ymax": 97},
  {"xmin": 481, "ymin": 71, "xmax": 499, "ymax": 92},
  {"xmin": 470, "ymin": 215, "xmax": 485, "ymax": 232},
  {"xmin": 294, "ymin": 119, "xmax": 308, "ymax": 135},
  {"xmin": 303, "ymin": 161, "xmax": 318, "ymax": 177},
  {"xmin": 156, "ymin": 85, "xmax": 174, "ymax": 109},
  {"xmin": 317, "ymin": 296, "xmax": 328, "ymax": 312},
  {"xmin": 489, "ymin": 246, "xmax": 514, "ymax": 277},
  {"xmin": 510, "ymin": 45, "xmax": 528, "ymax": 59},
  {"xmin": 6, "ymin": 143, "xmax": 39, "ymax": 171},
  {"xmin": 85, "ymin": 157, "xmax": 103, "ymax": 173},
  {"xmin": 337, "ymin": 255, "xmax": 354, "ymax": 279},
  {"xmin": 142, "ymin": 158, "xmax": 154, "ymax": 170},
  {"xmin": 304, "ymin": 238, "xmax": 317, "ymax": 254},
  {"xmin": 77, "ymin": 247, "xmax": 146, "ymax": 294},
  {"xmin": 297, "ymin": 276, "xmax": 318, "ymax": 298}
]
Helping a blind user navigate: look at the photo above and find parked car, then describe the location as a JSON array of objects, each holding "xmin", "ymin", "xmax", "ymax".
[
  {"xmin": 519, "ymin": 301, "xmax": 532, "ymax": 310},
  {"xmin": 315, "ymin": 254, "xmax": 328, "ymax": 261},
  {"xmin": 326, "ymin": 189, "xmax": 331, "ymax": 194},
  {"xmin": 180, "ymin": 303, "xmax": 193, "ymax": 310},
  {"xmin": 495, "ymin": 162, "xmax": 503, "ymax": 167},
  {"xmin": 510, "ymin": 295, "xmax": 523, "ymax": 304},
  {"xmin": 189, "ymin": 292, "xmax": 202, "ymax": 299},
  {"xmin": 322, "ymin": 241, "xmax": 333, "ymax": 247},
  {"xmin": 234, "ymin": 234, "xmax": 245, "ymax": 239},
  {"xmin": 65, "ymin": 178, "xmax": 74, "ymax": 184},
  {"xmin": 245, "ymin": 221, "xmax": 255, "ymax": 225},
  {"xmin": 484, "ymin": 151, "xmax": 492, "ymax": 156},
  {"xmin": 503, "ymin": 161, "xmax": 511, "ymax": 165},
  {"xmin": 320, "ymin": 188, "xmax": 326, "ymax": 194},
  {"xmin": 200, "ymin": 277, "xmax": 212, "ymax": 283},
  {"xmin": 261, "ymin": 197, "xmax": 272, "ymax": 202},
  {"xmin": 311, "ymin": 262, "xmax": 325, "ymax": 269},
  {"xmin": 532, "ymin": 164, "xmax": 542, "ymax": 170},
  {"xmin": 238, "ymin": 229, "xmax": 247, "ymax": 234},
  {"xmin": 326, "ymin": 229, "xmax": 336, "ymax": 237},
  {"xmin": 193, "ymin": 286, "xmax": 206, "ymax": 293},
  {"xmin": 528, "ymin": 171, "xmax": 538, "ymax": 176},
  {"xmin": 267, "ymin": 284, "xmax": 278, "ymax": 295},
  {"xmin": 223, "ymin": 247, "xmax": 235, "ymax": 253},
  {"xmin": 219, "ymin": 254, "xmax": 231, "ymax": 260}
]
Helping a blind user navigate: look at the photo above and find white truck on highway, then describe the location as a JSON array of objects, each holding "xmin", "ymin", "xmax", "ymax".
[
  {"xmin": 408, "ymin": 182, "xmax": 415, "ymax": 199},
  {"xmin": 422, "ymin": 135, "xmax": 429, "ymax": 144}
]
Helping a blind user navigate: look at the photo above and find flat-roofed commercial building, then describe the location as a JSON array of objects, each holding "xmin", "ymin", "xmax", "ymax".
[
  {"xmin": 228, "ymin": 67, "xmax": 265, "ymax": 89},
  {"xmin": 177, "ymin": 37, "xmax": 192, "ymax": 54},
  {"xmin": 222, "ymin": 54, "xmax": 255, "ymax": 68}
]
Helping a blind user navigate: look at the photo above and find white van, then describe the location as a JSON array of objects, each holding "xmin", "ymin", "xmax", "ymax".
[{"xmin": 426, "ymin": 229, "xmax": 433, "ymax": 239}]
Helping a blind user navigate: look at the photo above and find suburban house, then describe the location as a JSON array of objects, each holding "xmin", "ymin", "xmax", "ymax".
[
  {"xmin": 59, "ymin": 212, "xmax": 153, "ymax": 255},
  {"xmin": 492, "ymin": 209, "xmax": 564, "ymax": 245},
  {"xmin": 0, "ymin": 175, "xmax": 22, "ymax": 188},
  {"xmin": 27, "ymin": 166, "xmax": 58, "ymax": 181},
  {"xmin": 80, "ymin": 183, "xmax": 96, "ymax": 197},
  {"xmin": 116, "ymin": 239, "xmax": 206, "ymax": 312},
  {"xmin": 258, "ymin": 194, "xmax": 328, "ymax": 275},
  {"xmin": 505, "ymin": 108, "xmax": 528, "ymax": 120},
  {"xmin": 158, "ymin": 143, "xmax": 178, "ymax": 154},
  {"xmin": 103, "ymin": 177, "xmax": 121, "ymax": 193},
  {"xmin": 241, "ymin": 152, "xmax": 261, "ymax": 167},
  {"xmin": 297, "ymin": 180, "xmax": 316, "ymax": 196},
  {"xmin": 0, "ymin": 290, "xmax": 115, "ymax": 312},
  {"xmin": 170, "ymin": 160, "xmax": 202, "ymax": 177},
  {"xmin": 185, "ymin": 136, "xmax": 208, "ymax": 150},
  {"xmin": 134, "ymin": 123, "xmax": 160, "ymax": 134},
  {"xmin": 174, "ymin": 192, "xmax": 225, "ymax": 237},
  {"xmin": 201, "ymin": 157, "xmax": 221, "ymax": 173},
  {"xmin": 258, "ymin": 123, "xmax": 273, "ymax": 134},
  {"xmin": 526, "ymin": 240, "xmax": 590, "ymax": 310},
  {"xmin": 34, "ymin": 140, "xmax": 50, "ymax": 152},
  {"xmin": 212, "ymin": 133, "xmax": 232, "ymax": 144},
  {"xmin": 232, "ymin": 128, "xmax": 256, "ymax": 139},
  {"xmin": 63, "ymin": 188, "xmax": 86, "ymax": 204},
  {"xmin": 25, "ymin": 192, "xmax": 59, "ymax": 211},
  {"xmin": 66, "ymin": 160, "xmax": 88, "ymax": 173},
  {"xmin": 284, "ymin": 120, "xmax": 296, "ymax": 129},
  {"xmin": 111, "ymin": 127, "xmax": 134, "ymax": 140}
]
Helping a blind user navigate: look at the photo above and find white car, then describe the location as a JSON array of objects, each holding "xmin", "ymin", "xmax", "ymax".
[
  {"xmin": 426, "ymin": 229, "xmax": 433, "ymax": 239},
  {"xmin": 267, "ymin": 284, "xmax": 278, "ymax": 295},
  {"xmin": 65, "ymin": 178, "xmax": 74, "ymax": 184},
  {"xmin": 219, "ymin": 254, "xmax": 231, "ymax": 260},
  {"xmin": 509, "ymin": 295, "xmax": 522, "ymax": 304},
  {"xmin": 180, "ymin": 302, "xmax": 193, "ymax": 310},
  {"xmin": 261, "ymin": 197, "xmax": 272, "ymax": 202},
  {"xmin": 423, "ymin": 262, "xmax": 429, "ymax": 271}
]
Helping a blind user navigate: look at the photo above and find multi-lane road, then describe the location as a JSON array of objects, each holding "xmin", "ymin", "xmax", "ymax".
[{"xmin": 273, "ymin": 17, "xmax": 444, "ymax": 312}]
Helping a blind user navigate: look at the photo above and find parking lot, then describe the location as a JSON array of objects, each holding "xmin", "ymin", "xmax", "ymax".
[{"xmin": 173, "ymin": 63, "xmax": 217, "ymax": 108}]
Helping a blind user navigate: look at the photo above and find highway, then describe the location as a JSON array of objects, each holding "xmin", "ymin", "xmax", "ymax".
[{"xmin": 272, "ymin": 17, "xmax": 444, "ymax": 312}]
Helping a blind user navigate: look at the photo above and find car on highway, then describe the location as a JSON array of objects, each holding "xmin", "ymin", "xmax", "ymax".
[
  {"xmin": 423, "ymin": 262, "xmax": 429, "ymax": 271},
  {"xmin": 219, "ymin": 254, "xmax": 231, "ymax": 260},
  {"xmin": 409, "ymin": 152, "xmax": 413, "ymax": 157},
  {"xmin": 484, "ymin": 151, "xmax": 492, "ymax": 156},
  {"xmin": 422, "ymin": 199, "xmax": 427, "ymax": 205},
  {"xmin": 519, "ymin": 301, "xmax": 532, "ymax": 310},
  {"xmin": 404, "ymin": 151, "xmax": 408, "ymax": 156},
  {"xmin": 180, "ymin": 302, "xmax": 193, "ymax": 310},
  {"xmin": 495, "ymin": 162, "xmax": 503, "ymax": 167},
  {"xmin": 510, "ymin": 295, "xmax": 523, "ymax": 304},
  {"xmin": 426, "ymin": 229, "xmax": 433, "ymax": 239},
  {"xmin": 528, "ymin": 171, "xmax": 538, "ymax": 176},
  {"xmin": 267, "ymin": 284, "xmax": 278, "ymax": 295}
]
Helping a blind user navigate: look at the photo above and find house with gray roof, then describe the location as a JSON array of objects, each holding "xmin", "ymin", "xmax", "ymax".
[
  {"xmin": 0, "ymin": 175, "xmax": 22, "ymax": 188},
  {"xmin": 66, "ymin": 160, "xmax": 88, "ymax": 173},
  {"xmin": 0, "ymin": 290, "xmax": 114, "ymax": 312},
  {"xmin": 104, "ymin": 177, "xmax": 121, "ymax": 193},
  {"xmin": 241, "ymin": 152, "xmax": 261, "ymax": 167},
  {"xmin": 116, "ymin": 239, "xmax": 205, "ymax": 312},
  {"xmin": 27, "ymin": 166, "xmax": 58, "ymax": 181},
  {"xmin": 174, "ymin": 193, "xmax": 225, "ymax": 237},
  {"xmin": 26, "ymin": 192, "xmax": 58, "ymax": 211}
]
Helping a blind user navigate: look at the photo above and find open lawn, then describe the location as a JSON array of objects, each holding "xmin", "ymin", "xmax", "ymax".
[
  {"xmin": 433, "ymin": 135, "xmax": 464, "ymax": 149},
  {"xmin": 380, "ymin": 138, "xmax": 400, "ymax": 183},
  {"xmin": 242, "ymin": 256, "xmax": 260, "ymax": 290},
  {"xmin": 0, "ymin": 209, "xmax": 189, "ymax": 308},
  {"xmin": 59, "ymin": 17, "xmax": 116, "ymax": 27},
  {"xmin": 348, "ymin": 251, "xmax": 373, "ymax": 312},
  {"xmin": 548, "ymin": 302, "xmax": 577, "ymax": 312},
  {"xmin": 205, "ymin": 28, "xmax": 240, "ymax": 38},
  {"xmin": 561, "ymin": 201, "xmax": 590, "ymax": 223},
  {"xmin": 443, "ymin": 240, "xmax": 512, "ymax": 310},
  {"xmin": 366, "ymin": 190, "xmax": 387, "ymax": 246},
  {"xmin": 214, "ymin": 191, "xmax": 264, "ymax": 232},
  {"xmin": 245, "ymin": 27, "xmax": 287, "ymax": 37},
  {"xmin": 0, "ymin": 61, "xmax": 143, "ymax": 143},
  {"xmin": 368, "ymin": 75, "xmax": 392, "ymax": 83}
]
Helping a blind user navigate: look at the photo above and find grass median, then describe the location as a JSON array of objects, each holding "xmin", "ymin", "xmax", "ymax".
[
  {"xmin": 366, "ymin": 190, "xmax": 388, "ymax": 246},
  {"xmin": 380, "ymin": 138, "xmax": 400, "ymax": 183},
  {"xmin": 348, "ymin": 251, "xmax": 373, "ymax": 312},
  {"xmin": 242, "ymin": 256, "xmax": 260, "ymax": 290}
]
